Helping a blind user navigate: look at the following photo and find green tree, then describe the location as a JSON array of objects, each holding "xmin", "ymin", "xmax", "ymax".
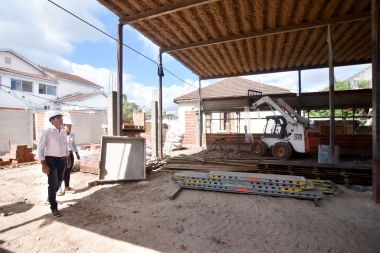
[
  {"xmin": 356, "ymin": 80, "xmax": 368, "ymax": 89},
  {"xmin": 122, "ymin": 94, "xmax": 140, "ymax": 120},
  {"xmin": 309, "ymin": 80, "xmax": 350, "ymax": 117}
]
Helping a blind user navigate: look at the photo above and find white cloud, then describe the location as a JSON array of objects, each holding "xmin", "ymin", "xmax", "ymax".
[
  {"xmin": 243, "ymin": 63, "xmax": 371, "ymax": 92},
  {"xmin": 0, "ymin": 0, "xmax": 109, "ymax": 67},
  {"xmin": 125, "ymin": 26, "xmax": 174, "ymax": 64},
  {"xmin": 69, "ymin": 62, "xmax": 197, "ymax": 111}
]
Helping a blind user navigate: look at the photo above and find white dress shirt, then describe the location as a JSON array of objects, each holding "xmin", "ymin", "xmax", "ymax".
[
  {"xmin": 36, "ymin": 125, "xmax": 69, "ymax": 160},
  {"xmin": 67, "ymin": 132, "xmax": 78, "ymax": 152}
]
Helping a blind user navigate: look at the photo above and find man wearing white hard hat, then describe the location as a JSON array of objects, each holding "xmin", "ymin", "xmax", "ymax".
[
  {"xmin": 36, "ymin": 110, "xmax": 71, "ymax": 217},
  {"xmin": 57, "ymin": 117, "xmax": 80, "ymax": 196}
]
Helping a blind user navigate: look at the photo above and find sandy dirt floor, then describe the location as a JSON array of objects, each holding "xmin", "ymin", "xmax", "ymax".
[{"xmin": 1, "ymin": 148, "xmax": 380, "ymax": 253}]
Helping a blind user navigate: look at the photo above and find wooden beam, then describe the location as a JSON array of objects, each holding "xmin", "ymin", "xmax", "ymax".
[
  {"xmin": 120, "ymin": 0, "xmax": 220, "ymax": 24},
  {"xmin": 163, "ymin": 12, "xmax": 371, "ymax": 53}
]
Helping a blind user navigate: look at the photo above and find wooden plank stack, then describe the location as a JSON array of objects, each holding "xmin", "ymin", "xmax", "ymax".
[
  {"xmin": 3, "ymin": 144, "xmax": 35, "ymax": 164},
  {"xmin": 162, "ymin": 153, "xmax": 275, "ymax": 173}
]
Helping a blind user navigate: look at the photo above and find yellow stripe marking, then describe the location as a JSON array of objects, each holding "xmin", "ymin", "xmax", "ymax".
[
  {"xmin": 280, "ymin": 187, "xmax": 303, "ymax": 192},
  {"xmin": 184, "ymin": 179, "xmax": 203, "ymax": 184}
]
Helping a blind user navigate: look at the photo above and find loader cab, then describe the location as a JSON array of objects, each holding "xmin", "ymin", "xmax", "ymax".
[{"xmin": 263, "ymin": 116, "xmax": 287, "ymax": 139}]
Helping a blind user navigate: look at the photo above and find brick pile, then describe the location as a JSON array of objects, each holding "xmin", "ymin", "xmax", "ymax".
[
  {"xmin": 184, "ymin": 110, "xmax": 197, "ymax": 145},
  {"xmin": 0, "ymin": 158, "xmax": 10, "ymax": 166},
  {"xmin": 80, "ymin": 147, "xmax": 100, "ymax": 174},
  {"xmin": 80, "ymin": 159, "xmax": 100, "ymax": 174},
  {"xmin": 3, "ymin": 144, "xmax": 35, "ymax": 164}
]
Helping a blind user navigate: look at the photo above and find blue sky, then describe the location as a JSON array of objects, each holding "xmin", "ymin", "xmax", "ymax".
[{"xmin": 0, "ymin": 0, "xmax": 371, "ymax": 112}]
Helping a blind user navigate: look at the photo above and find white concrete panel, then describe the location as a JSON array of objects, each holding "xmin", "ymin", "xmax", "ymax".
[
  {"xmin": 0, "ymin": 110, "xmax": 33, "ymax": 153},
  {"xmin": 98, "ymin": 136, "xmax": 145, "ymax": 181}
]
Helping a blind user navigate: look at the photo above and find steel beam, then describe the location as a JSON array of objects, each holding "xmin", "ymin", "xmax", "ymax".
[
  {"xmin": 117, "ymin": 22, "xmax": 123, "ymax": 136},
  {"xmin": 372, "ymin": 0, "xmax": 380, "ymax": 203},
  {"xmin": 327, "ymin": 25, "xmax": 336, "ymax": 163},
  {"xmin": 120, "ymin": 0, "xmax": 220, "ymax": 24},
  {"xmin": 197, "ymin": 78, "xmax": 202, "ymax": 147},
  {"xmin": 158, "ymin": 51, "xmax": 163, "ymax": 158}
]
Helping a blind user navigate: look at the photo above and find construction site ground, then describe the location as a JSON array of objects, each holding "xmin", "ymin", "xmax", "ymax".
[{"xmin": 1, "ymin": 147, "xmax": 380, "ymax": 253}]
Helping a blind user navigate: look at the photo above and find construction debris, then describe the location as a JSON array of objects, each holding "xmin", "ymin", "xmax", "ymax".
[{"xmin": 146, "ymin": 157, "xmax": 166, "ymax": 173}]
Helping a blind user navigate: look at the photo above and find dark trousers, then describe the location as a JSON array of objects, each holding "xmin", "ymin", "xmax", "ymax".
[
  {"xmin": 46, "ymin": 156, "xmax": 65, "ymax": 210},
  {"xmin": 63, "ymin": 151, "xmax": 74, "ymax": 188}
]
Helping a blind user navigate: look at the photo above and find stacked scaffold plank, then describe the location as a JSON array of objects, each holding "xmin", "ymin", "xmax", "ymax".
[{"xmin": 173, "ymin": 171, "xmax": 325, "ymax": 201}]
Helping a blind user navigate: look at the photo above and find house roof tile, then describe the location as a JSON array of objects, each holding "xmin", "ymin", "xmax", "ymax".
[
  {"xmin": 57, "ymin": 91, "xmax": 105, "ymax": 102},
  {"xmin": 0, "ymin": 67, "xmax": 58, "ymax": 82},
  {"xmin": 174, "ymin": 77, "xmax": 290, "ymax": 102},
  {"xmin": 39, "ymin": 66, "xmax": 102, "ymax": 88}
]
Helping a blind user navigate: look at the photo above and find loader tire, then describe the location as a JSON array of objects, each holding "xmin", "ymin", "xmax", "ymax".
[
  {"xmin": 251, "ymin": 141, "xmax": 267, "ymax": 157},
  {"xmin": 272, "ymin": 142, "xmax": 292, "ymax": 160}
]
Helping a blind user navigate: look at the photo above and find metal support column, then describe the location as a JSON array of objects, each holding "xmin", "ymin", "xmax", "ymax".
[
  {"xmin": 151, "ymin": 100, "xmax": 158, "ymax": 158},
  {"xmin": 327, "ymin": 25, "xmax": 336, "ymax": 163},
  {"xmin": 372, "ymin": 0, "xmax": 380, "ymax": 203},
  {"xmin": 298, "ymin": 70, "xmax": 302, "ymax": 114},
  {"xmin": 158, "ymin": 50, "xmax": 164, "ymax": 158},
  {"xmin": 197, "ymin": 78, "xmax": 202, "ymax": 147},
  {"xmin": 117, "ymin": 22, "xmax": 123, "ymax": 136}
]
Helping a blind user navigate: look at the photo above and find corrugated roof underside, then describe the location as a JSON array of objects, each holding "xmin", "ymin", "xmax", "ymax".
[{"xmin": 99, "ymin": 0, "xmax": 372, "ymax": 78}]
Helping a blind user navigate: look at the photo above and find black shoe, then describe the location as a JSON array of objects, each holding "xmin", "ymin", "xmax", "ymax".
[{"xmin": 52, "ymin": 209, "xmax": 61, "ymax": 217}]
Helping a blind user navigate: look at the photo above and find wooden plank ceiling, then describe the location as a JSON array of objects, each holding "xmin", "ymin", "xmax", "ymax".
[{"xmin": 97, "ymin": 0, "xmax": 372, "ymax": 79}]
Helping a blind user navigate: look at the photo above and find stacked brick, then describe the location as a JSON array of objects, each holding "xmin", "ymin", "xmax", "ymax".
[
  {"xmin": 80, "ymin": 159, "xmax": 100, "ymax": 174},
  {"xmin": 0, "ymin": 158, "xmax": 10, "ymax": 166},
  {"xmin": 133, "ymin": 112, "xmax": 145, "ymax": 127},
  {"xmin": 184, "ymin": 111, "xmax": 197, "ymax": 145},
  {"xmin": 80, "ymin": 145, "xmax": 100, "ymax": 174},
  {"xmin": 3, "ymin": 144, "xmax": 35, "ymax": 164}
]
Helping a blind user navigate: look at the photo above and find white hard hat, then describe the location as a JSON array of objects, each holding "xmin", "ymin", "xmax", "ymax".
[
  {"xmin": 63, "ymin": 117, "xmax": 74, "ymax": 125},
  {"xmin": 48, "ymin": 110, "xmax": 63, "ymax": 120}
]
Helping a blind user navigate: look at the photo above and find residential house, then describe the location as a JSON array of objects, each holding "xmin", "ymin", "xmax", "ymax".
[
  {"xmin": 0, "ymin": 48, "xmax": 106, "ymax": 112},
  {"xmin": 0, "ymin": 49, "xmax": 107, "ymax": 152},
  {"xmin": 174, "ymin": 77, "xmax": 290, "ymax": 145}
]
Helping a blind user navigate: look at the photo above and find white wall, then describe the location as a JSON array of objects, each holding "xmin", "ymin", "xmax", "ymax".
[
  {"xmin": 0, "ymin": 74, "xmax": 57, "ymax": 109},
  {"xmin": 56, "ymin": 79, "xmax": 101, "ymax": 98},
  {"xmin": 69, "ymin": 113, "xmax": 107, "ymax": 145},
  {"xmin": 0, "ymin": 51, "xmax": 43, "ymax": 75},
  {"xmin": 62, "ymin": 93, "xmax": 108, "ymax": 110},
  {"xmin": 0, "ymin": 110, "xmax": 33, "ymax": 154},
  {"xmin": 177, "ymin": 100, "xmax": 198, "ymax": 133},
  {"xmin": 206, "ymin": 110, "xmax": 273, "ymax": 134}
]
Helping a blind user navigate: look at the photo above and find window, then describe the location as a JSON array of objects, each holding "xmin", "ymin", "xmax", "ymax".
[
  {"xmin": 11, "ymin": 79, "xmax": 33, "ymax": 92},
  {"xmin": 39, "ymin": 84, "xmax": 56, "ymax": 96},
  {"xmin": 220, "ymin": 113, "xmax": 234, "ymax": 130},
  {"xmin": 5, "ymin": 57, "xmax": 11, "ymax": 64}
]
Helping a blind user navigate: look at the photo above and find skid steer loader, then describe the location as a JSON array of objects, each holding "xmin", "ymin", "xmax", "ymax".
[{"xmin": 247, "ymin": 90, "xmax": 320, "ymax": 160}]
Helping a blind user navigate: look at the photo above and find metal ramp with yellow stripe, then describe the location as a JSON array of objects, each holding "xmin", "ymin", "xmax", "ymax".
[{"xmin": 173, "ymin": 171, "xmax": 324, "ymax": 201}]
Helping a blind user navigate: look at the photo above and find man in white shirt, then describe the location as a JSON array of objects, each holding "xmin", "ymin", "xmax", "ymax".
[
  {"xmin": 36, "ymin": 111, "xmax": 71, "ymax": 217},
  {"xmin": 57, "ymin": 117, "xmax": 80, "ymax": 195}
]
